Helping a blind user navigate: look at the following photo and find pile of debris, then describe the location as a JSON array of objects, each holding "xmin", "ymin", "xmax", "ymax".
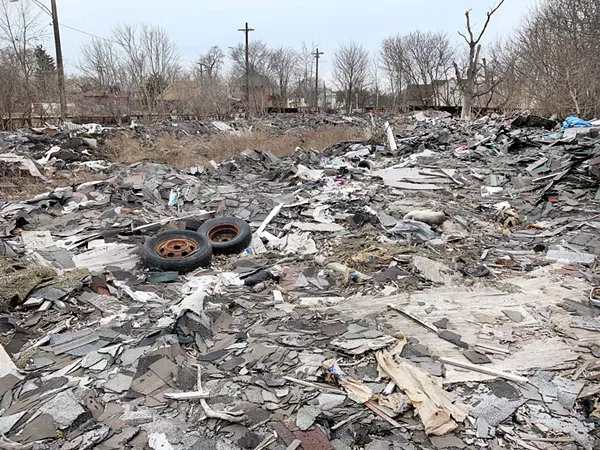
[
  {"xmin": 0, "ymin": 113, "xmax": 373, "ymax": 189},
  {"xmin": 0, "ymin": 111, "xmax": 598, "ymax": 450}
]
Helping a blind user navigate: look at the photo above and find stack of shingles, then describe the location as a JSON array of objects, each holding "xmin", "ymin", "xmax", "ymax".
[{"xmin": 0, "ymin": 328, "xmax": 203, "ymax": 448}]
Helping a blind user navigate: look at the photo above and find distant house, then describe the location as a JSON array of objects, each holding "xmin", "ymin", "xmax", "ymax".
[
  {"xmin": 400, "ymin": 80, "xmax": 462, "ymax": 109},
  {"xmin": 233, "ymin": 68, "xmax": 275, "ymax": 110},
  {"xmin": 161, "ymin": 81, "xmax": 200, "ymax": 113},
  {"xmin": 73, "ymin": 84, "xmax": 132, "ymax": 117}
]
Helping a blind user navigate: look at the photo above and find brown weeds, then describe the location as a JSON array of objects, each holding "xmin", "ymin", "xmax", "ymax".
[
  {"xmin": 102, "ymin": 126, "xmax": 367, "ymax": 169},
  {"xmin": 0, "ymin": 170, "xmax": 108, "ymax": 201}
]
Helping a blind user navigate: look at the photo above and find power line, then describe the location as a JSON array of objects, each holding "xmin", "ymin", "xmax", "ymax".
[{"xmin": 57, "ymin": 22, "xmax": 199, "ymax": 65}]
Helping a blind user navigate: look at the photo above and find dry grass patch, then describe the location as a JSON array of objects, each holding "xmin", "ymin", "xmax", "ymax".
[
  {"xmin": 0, "ymin": 171, "xmax": 108, "ymax": 201},
  {"xmin": 102, "ymin": 125, "xmax": 368, "ymax": 169}
]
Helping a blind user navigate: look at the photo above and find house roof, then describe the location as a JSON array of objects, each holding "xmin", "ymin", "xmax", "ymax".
[
  {"xmin": 400, "ymin": 80, "xmax": 452, "ymax": 105},
  {"xmin": 234, "ymin": 68, "xmax": 271, "ymax": 88},
  {"xmin": 162, "ymin": 81, "xmax": 200, "ymax": 102}
]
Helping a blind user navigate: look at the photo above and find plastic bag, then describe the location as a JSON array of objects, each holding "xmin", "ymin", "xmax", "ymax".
[{"xmin": 562, "ymin": 115, "xmax": 592, "ymax": 129}]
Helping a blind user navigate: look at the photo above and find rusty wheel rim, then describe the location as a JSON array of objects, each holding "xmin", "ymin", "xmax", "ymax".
[
  {"xmin": 156, "ymin": 237, "xmax": 198, "ymax": 259},
  {"xmin": 207, "ymin": 224, "xmax": 240, "ymax": 243}
]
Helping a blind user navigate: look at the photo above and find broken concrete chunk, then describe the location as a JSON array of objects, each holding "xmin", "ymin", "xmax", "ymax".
[
  {"xmin": 317, "ymin": 393, "xmax": 346, "ymax": 411},
  {"xmin": 295, "ymin": 405, "xmax": 321, "ymax": 430},
  {"xmin": 121, "ymin": 406, "xmax": 154, "ymax": 426},
  {"xmin": 38, "ymin": 389, "xmax": 85, "ymax": 429},
  {"xmin": 103, "ymin": 374, "xmax": 133, "ymax": 393}
]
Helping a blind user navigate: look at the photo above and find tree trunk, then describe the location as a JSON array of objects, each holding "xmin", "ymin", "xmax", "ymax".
[
  {"xmin": 346, "ymin": 82, "xmax": 353, "ymax": 114},
  {"xmin": 461, "ymin": 88, "xmax": 474, "ymax": 120},
  {"xmin": 461, "ymin": 44, "xmax": 480, "ymax": 121}
]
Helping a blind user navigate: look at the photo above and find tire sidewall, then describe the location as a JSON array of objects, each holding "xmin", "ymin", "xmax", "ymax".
[
  {"xmin": 198, "ymin": 217, "xmax": 252, "ymax": 254},
  {"xmin": 141, "ymin": 230, "xmax": 212, "ymax": 273}
]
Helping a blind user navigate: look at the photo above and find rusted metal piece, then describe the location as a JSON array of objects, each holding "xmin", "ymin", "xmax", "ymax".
[
  {"xmin": 155, "ymin": 237, "xmax": 198, "ymax": 259},
  {"xmin": 207, "ymin": 223, "xmax": 240, "ymax": 243}
]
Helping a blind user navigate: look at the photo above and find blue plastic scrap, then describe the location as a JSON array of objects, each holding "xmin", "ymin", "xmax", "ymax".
[
  {"xmin": 324, "ymin": 361, "xmax": 349, "ymax": 381},
  {"xmin": 562, "ymin": 115, "xmax": 592, "ymax": 129}
]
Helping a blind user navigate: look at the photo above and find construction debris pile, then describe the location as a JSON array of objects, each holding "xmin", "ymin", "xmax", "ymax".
[
  {"xmin": 0, "ymin": 114, "xmax": 373, "ymax": 192},
  {"xmin": 0, "ymin": 111, "xmax": 599, "ymax": 450}
]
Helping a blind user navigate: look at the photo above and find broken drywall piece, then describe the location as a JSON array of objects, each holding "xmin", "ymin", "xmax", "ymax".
[
  {"xmin": 292, "ymin": 222, "xmax": 345, "ymax": 232},
  {"xmin": 149, "ymin": 432, "xmax": 174, "ymax": 450},
  {"xmin": 546, "ymin": 249, "xmax": 595, "ymax": 266},
  {"xmin": 412, "ymin": 256, "xmax": 460, "ymax": 285},
  {"xmin": 0, "ymin": 344, "xmax": 17, "ymax": 378},
  {"xmin": 73, "ymin": 242, "xmax": 139, "ymax": 271},
  {"xmin": 376, "ymin": 349, "xmax": 469, "ymax": 435}
]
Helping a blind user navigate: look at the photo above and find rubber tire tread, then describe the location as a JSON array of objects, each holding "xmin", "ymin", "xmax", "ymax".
[
  {"xmin": 197, "ymin": 217, "xmax": 253, "ymax": 255},
  {"xmin": 140, "ymin": 230, "xmax": 212, "ymax": 273}
]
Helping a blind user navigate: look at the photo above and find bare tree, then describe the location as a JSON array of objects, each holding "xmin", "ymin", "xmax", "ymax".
[
  {"xmin": 77, "ymin": 38, "xmax": 130, "ymax": 123},
  {"xmin": 289, "ymin": 42, "xmax": 321, "ymax": 107},
  {"xmin": 381, "ymin": 35, "xmax": 406, "ymax": 108},
  {"xmin": 177, "ymin": 70, "xmax": 229, "ymax": 119},
  {"xmin": 78, "ymin": 38, "xmax": 124, "ymax": 88},
  {"xmin": 198, "ymin": 46, "xmax": 224, "ymax": 79},
  {"xmin": 333, "ymin": 42, "xmax": 369, "ymax": 114},
  {"xmin": 0, "ymin": 0, "xmax": 48, "ymax": 123},
  {"xmin": 511, "ymin": 0, "xmax": 600, "ymax": 117},
  {"xmin": 370, "ymin": 54, "xmax": 381, "ymax": 109},
  {"xmin": 268, "ymin": 47, "xmax": 298, "ymax": 109},
  {"xmin": 0, "ymin": 48, "xmax": 21, "ymax": 127},
  {"xmin": 111, "ymin": 23, "xmax": 180, "ymax": 116},
  {"xmin": 454, "ymin": 0, "xmax": 505, "ymax": 120},
  {"xmin": 229, "ymin": 40, "xmax": 269, "ymax": 76},
  {"xmin": 381, "ymin": 31, "xmax": 454, "ymax": 109}
]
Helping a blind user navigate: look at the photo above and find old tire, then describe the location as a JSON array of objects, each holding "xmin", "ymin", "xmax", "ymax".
[
  {"xmin": 140, "ymin": 230, "xmax": 212, "ymax": 273},
  {"xmin": 197, "ymin": 217, "xmax": 252, "ymax": 255}
]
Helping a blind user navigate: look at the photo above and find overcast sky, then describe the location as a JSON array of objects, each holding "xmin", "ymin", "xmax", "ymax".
[{"xmin": 44, "ymin": 0, "xmax": 533, "ymax": 79}]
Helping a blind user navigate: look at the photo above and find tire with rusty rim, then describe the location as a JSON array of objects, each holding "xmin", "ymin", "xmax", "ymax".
[
  {"xmin": 140, "ymin": 230, "xmax": 212, "ymax": 273},
  {"xmin": 197, "ymin": 217, "xmax": 252, "ymax": 255}
]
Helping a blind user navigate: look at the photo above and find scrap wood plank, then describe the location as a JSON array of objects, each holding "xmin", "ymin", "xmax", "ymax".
[{"xmin": 439, "ymin": 357, "xmax": 528, "ymax": 384}]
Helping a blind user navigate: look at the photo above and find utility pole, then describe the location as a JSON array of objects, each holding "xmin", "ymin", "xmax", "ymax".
[
  {"xmin": 11, "ymin": 0, "xmax": 67, "ymax": 122},
  {"xmin": 197, "ymin": 62, "xmax": 205, "ymax": 83},
  {"xmin": 237, "ymin": 22, "xmax": 255, "ymax": 107},
  {"xmin": 50, "ymin": 0, "xmax": 67, "ymax": 122},
  {"xmin": 312, "ymin": 48, "xmax": 324, "ymax": 111}
]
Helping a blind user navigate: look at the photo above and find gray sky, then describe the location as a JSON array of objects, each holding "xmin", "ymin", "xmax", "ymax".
[{"xmin": 48, "ymin": 0, "xmax": 532, "ymax": 79}]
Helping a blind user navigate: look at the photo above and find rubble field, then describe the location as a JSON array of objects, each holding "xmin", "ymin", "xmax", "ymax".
[{"xmin": 0, "ymin": 111, "xmax": 599, "ymax": 450}]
